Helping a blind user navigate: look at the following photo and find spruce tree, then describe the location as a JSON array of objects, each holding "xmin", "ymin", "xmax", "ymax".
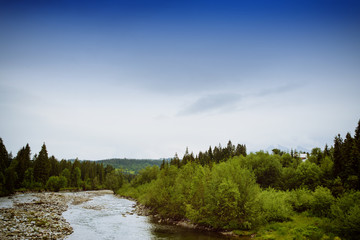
[
  {"xmin": 0, "ymin": 138, "xmax": 9, "ymax": 173},
  {"xmin": 15, "ymin": 144, "xmax": 31, "ymax": 188},
  {"xmin": 342, "ymin": 133, "xmax": 354, "ymax": 180},
  {"xmin": 333, "ymin": 134, "xmax": 343, "ymax": 179},
  {"xmin": 33, "ymin": 143, "xmax": 50, "ymax": 185}
]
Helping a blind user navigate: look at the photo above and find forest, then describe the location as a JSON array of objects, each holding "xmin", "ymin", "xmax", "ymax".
[
  {"xmin": 1, "ymin": 120, "xmax": 359, "ymax": 239},
  {"xmin": 0, "ymin": 141, "xmax": 122, "ymax": 195},
  {"xmin": 118, "ymin": 120, "xmax": 360, "ymax": 240},
  {"xmin": 95, "ymin": 158, "xmax": 164, "ymax": 174}
]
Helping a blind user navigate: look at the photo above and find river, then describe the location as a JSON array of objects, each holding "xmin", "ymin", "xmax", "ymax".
[
  {"xmin": 0, "ymin": 191, "xmax": 238, "ymax": 239},
  {"xmin": 62, "ymin": 191, "xmax": 235, "ymax": 240}
]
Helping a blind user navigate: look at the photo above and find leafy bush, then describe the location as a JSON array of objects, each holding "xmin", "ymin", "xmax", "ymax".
[
  {"xmin": 295, "ymin": 161, "xmax": 322, "ymax": 190},
  {"xmin": 310, "ymin": 187, "xmax": 334, "ymax": 217},
  {"xmin": 45, "ymin": 176, "xmax": 67, "ymax": 192},
  {"xmin": 330, "ymin": 191, "xmax": 360, "ymax": 239},
  {"xmin": 105, "ymin": 170, "xmax": 123, "ymax": 192},
  {"xmin": 240, "ymin": 152, "xmax": 282, "ymax": 188},
  {"xmin": 289, "ymin": 188, "xmax": 314, "ymax": 212},
  {"xmin": 197, "ymin": 158, "xmax": 262, "ymax": 230},
  {"xmin": 260, "ymin": 188, "xmax": 293, "ymax": 222},
  {"xmin": 131, "ymin": 166, "xmax": 159, "ymax": 187}
]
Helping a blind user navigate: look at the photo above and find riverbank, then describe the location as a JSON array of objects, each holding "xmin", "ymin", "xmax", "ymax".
[
  {"xmin": 123, "ymin": 195, "xmax": 249, "ymax": 239},
  {"xmin": 0, "ymin": 190, "xmax": 113, "ymax": 239}
]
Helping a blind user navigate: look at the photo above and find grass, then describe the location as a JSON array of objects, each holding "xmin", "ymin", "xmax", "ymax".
[{"xmin": 254, "ymin": 212, "xmax": 339, "ymax": 240}]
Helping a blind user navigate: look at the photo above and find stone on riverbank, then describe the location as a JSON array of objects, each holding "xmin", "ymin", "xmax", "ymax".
[{"xmin": 0, "ymin": 193, "xmax": 73, "ymax": 240}]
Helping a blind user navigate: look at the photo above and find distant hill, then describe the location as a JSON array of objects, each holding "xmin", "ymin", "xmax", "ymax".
[
  {"xmin": 95, "ymin": 158, "xmax": 166, "ymax": 174},
  {"xmin": 265, "ymin": 145, "xmax": 310, "ymax": 153}
]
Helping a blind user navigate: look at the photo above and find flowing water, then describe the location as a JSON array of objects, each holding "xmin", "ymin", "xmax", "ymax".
[
  {"xmin": 62, "ymin": 191, "xmax": 236, "ymax": 240},
  {"xmin": 0, "ymin": 191, "xmax": 241, "ymax": 239}
]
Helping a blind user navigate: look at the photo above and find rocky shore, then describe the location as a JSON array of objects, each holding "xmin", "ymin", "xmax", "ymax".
[
  {"xmin": 0, "ymin": 192, "xmax": 73, "ymax": 239},
  {"xmin": 0, "ymin": 190, "xmax": 112, "ymax": 240}
]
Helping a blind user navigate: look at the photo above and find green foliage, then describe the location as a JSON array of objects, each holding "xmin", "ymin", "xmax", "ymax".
[
  {"xmin": 33, "ymin": 143, "xmax": 50, "ymax": 185},
  {"xmin": 60, "ymin": 168, "xmax": 70, "ymax": 187},
  {"xmin": 330, "ymin": 191, "xmax": 360, "ymax": 239},
  {"xmin": 14, "ymin": 144, "xmax": 31, "ymax": 188},
  {"xmin": 141, "ymin": 165, "xmax": 181, "ymax": 218},
  {"xmin": 260, "ymin": 188, "xmax": 293, "ymax": 223},
  {"xmin": 310, "ymin": 187, "xmax": 335, "ymax": 217},
  {"xmin": 45, "ymin": 176, "xmax": 67, "ymax": 192},
  {"xmin": 279, "ymin": 167, "xmax": 298, "ymax": 190},
  {"xmin": 22, "ymin": 168, "xmax": 35, "ymax": 189},
  {"xmin": 105, "ymin": 170, "xmax": 123, "ymax": 193},
  {"xmin": 4, "ymin": 166, "xmax": 17, "ymax": 195},
  {"xmin": 131, "ymin": 166, "xmax": 159, "ymax": 187},
  {"xmin": 296, "ymin": 161, "xmax": 322, "ymax": 190},
  {"xmin": 256, "ymin": 214, "xmax": 334, "ymax": 240},
  {"xmin": 96, "ymin": 158, "xmax": 163, "ymax": 174},
  {"xmin": 71, "ymin": 167, "xmax": 82, "ymax": 188},
  {"xmin": 238, "ymin": 152, "xmax": 282, "ymax": 189},
  {"xmin": 288, "ymin": 188, "xmax": 314, "ymax": 213},
  {"xmin": 204, "ymin": 158, "xmax": 262, "ymax": 229},
  {"xmin": 0, "ymin": 139, "xmax": 122, "ymax": 196}
]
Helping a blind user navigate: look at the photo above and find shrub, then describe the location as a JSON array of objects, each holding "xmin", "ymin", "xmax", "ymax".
[
  {"xmin": 310, "ymin": 186, "xmax": 334, "ymax": 217},
  {"xmin": 331, "ymin": 191, "xmax": 360, "ymax": 239},
  {"xmin": 46, "ymin": 176, "xmax": 67, "ymax": 192},
  {"xmin": 202, "ymin": 158, "xmax": 262, "ymax": 230},
  {"xmin": 289, "ymin": 188, "xmax": 314, "ymax": 212},
  {"xmin": 260, "ymin": 188, "xmax": 293, "ymax": 222}
]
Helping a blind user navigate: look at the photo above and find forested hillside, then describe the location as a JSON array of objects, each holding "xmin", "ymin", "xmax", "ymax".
[
  {"xmin": 0, "ymin": 142, "xmax": 121, "ymax": 196},
  {"xmin": 95, "ymin": 158, "xmax": 164, "ymax": 174},
  {"xmin": 118, "ymin": 120, "xmax": 360, "ymax": 240}
]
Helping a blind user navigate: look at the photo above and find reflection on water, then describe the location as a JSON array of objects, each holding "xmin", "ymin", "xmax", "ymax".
[{"xmin": 63, "ymin": 192, "xmax": 236, "ymax": 240}]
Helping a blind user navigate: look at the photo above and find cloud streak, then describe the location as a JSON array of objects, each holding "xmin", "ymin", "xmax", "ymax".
[{"xmin": 178, "ymin": 93, "xmax": 242, "ymax": 116}]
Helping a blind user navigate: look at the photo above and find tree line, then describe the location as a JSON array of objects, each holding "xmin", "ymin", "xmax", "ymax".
[
  {"xmin": 0, "ymin": 141, "xmax": 122, "ymax": 196},
  {"xmin": 118, "ymin": 120, "xmax": 360, "ymax": 239}
]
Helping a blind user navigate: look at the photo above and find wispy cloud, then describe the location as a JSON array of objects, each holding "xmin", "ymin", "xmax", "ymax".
[
  {"xmin": 256, "ymin": 83, "xmax": 305, "ymax": 97},
  {"xmin": 178, "ymin": 93, "xmax": 242, "ymax": 116}
]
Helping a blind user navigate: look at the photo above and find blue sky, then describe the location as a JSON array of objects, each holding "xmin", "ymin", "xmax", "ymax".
[{"xmin": 1, "ymin": 0, "xmax": 360, "ymax": 159}]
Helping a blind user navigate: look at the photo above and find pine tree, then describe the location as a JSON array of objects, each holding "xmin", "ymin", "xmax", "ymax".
[{"xmin": 33, "ymin": 143, "xmax": 50, "ymax": 185}]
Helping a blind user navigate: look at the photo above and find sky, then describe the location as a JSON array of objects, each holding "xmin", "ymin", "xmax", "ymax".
[{"xmin": 1, "ymin": 0, "xmax": 360, "ymax": 160}]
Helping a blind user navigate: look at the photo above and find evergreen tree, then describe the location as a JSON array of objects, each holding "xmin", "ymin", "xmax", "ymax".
[
  {"xmin": 342, "ymin": 133, "xmax": 354, "ymax": 180},
  {"xmin": 226, "ymin": 140, "xmax": 235, "ymax": 158},
  {"xmin": 354, "ymin": 120, "xmax": 360, "ymax": 149},
  {"xmin": 60, "ymin": 168, "xmax": 71, "ymax": 187},
  {"xmin": 15, "ymin": 144, "xmax": 31, "ymax": 188},
  {"xmin": 354, "ymin": 120, "xmax": 360, "ymax": 189},
  {"xmin": 33, "ymin": 143, "xmax": 50, "ymax": 185},
  {"xmin": 4, "ymin": 166, "xmax": 17, "ymax": 194},
  {"xmin": 208, "ymin": 146, "xmax": 213, "ymax": 162},
  {"xmin": 71, "ymin": 167, "xmax": 81, "ymax": 188},
  {"xmin": 160, "ymin": 159, "xmax": 166, "ymax": 170},
  {"xmin": 333, "ymin": 134, "xmax": 343, "ymax": 179},
  {"xmin": 182, "ymin": 148, "xmax": 190, "ymax": 166},
  {"xmin": 49, "ymin": 155, "xmax": 60, "ymax": 177},
  {"xmin": 324, "ymin": 144, "xmax": 330, "ymax": 157},
  {"xmin": 235, "ymin": 144, "xmax": 247, "ymax": 157},
  {"xmin": 0, "ymin": 138, "xmax": 10, "ymax": 173}
]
